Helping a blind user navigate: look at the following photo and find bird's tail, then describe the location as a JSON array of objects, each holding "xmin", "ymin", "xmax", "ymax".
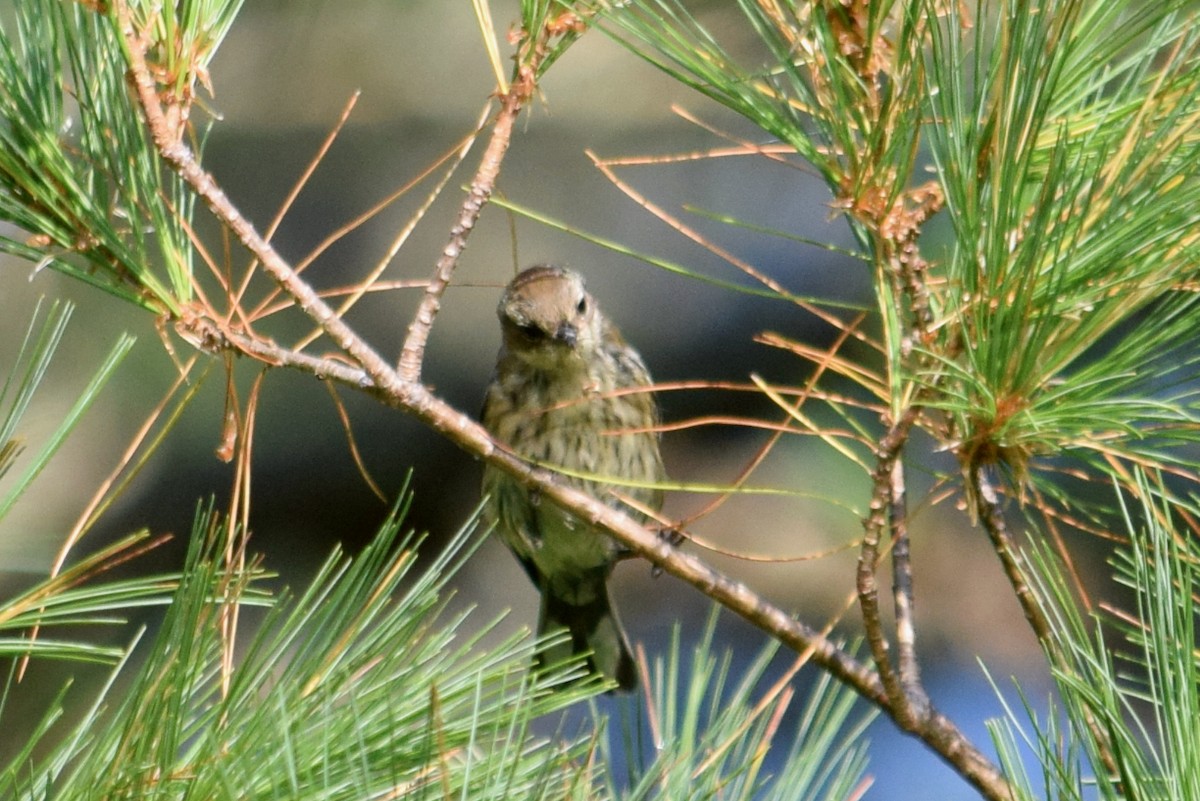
[{"xmin": 538, "ymin": 585, "xmax": 637, "ymax": 692}]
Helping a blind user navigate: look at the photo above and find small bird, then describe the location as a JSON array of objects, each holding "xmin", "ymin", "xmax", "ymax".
[{"xmin": 481, "ymin": 265, "xmax": 665, "ymax": 691}]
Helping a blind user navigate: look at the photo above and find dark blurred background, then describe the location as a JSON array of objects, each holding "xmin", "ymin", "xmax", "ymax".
[{"xmin": 0, "ymin": 2, "xmax": 1061, "ymax": 797}]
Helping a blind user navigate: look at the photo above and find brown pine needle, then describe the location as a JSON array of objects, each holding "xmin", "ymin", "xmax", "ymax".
[
  {"xmin": 1029, "ymin": 482, "xmax": 1094, "ymax": 614},
  {"xmin": 301, "ymin": 549, "xmax": 416, "ymax": 698},
  {"xmin": 617, "ymin": 492, "xmax": 859, "ymax": 564},
  {"xmin": 538, "ymin": 378, "xmax": 883, "ymax": 411},
  {"xmin": 250, "ymin": 118, "xmax": 486, "ymax": 323},
  {"xmin": 159, "ymin": 192, "xmax": 249, "ymax": 331},
  {"xmin": 325, "ymin": 381, "xmax": 388, "ymax": 504},
  {"xmin": 588, "ymin": 148, "xmax": 877, "ymax": 347},
  {"xmin": 5, "ymin": 536, "xmax": 171, "ymax": 628},
  {"xmin": 598, "ymin": 140, "xmax": 798, "ymax": 166},
  {"xmin": 236, "ymin": 91, "xmax": 362, "ymax": 309},
  {"xmin": 696, "ymin": 583, "xmax": 849, "ymax": 781},
  {"xmin": 219, "ymin": 369, "xmax": 264, "ymax": 698},
  {"xmin": 634, "ymin": 642, "xmax": 662, "ymax": 746},
  {"xmin": 687, "ymin": 533, "xmax": 862, "ymax": 564},
  {"xmin": 757, "ymin": 331, "xmax": 887, "ymax": 396},
  {"xmin": 49, "ymin": 356, "xmax": 202, "ymax": 580},
  {"xmin": 681, "ymin": 313, "xmax": 868, "ymax": 527},
  {"xmin": 754, "ymin": 374, "xmax": 871, "ymax": 471},
  {"xmin": 253, "ymin": 278, "xmax": 431, "ymax": 320},
  {"xmin": 215, "ymin": 354, "xmax": 239, "ymax": 463},
  {"xmin": 586, "ymin": 105, "xmax": 804, "ymax": 170},
  {"xmin": 650, "ymin": 415, "xmax": 862, "ymax": 439},
  {"xmin": 694, "ymin": 685, "xmax": 793, "ymax": 780},
  {"xmin": 588, "ymin": 149, "xmax": 836, "ymax": 325},
  {"xmin": 20, "ymin": 358, "xmax": 204, "ymax": 681},
  {"xmin": 290, "ymin": 101, "xmax": 492, "ymax": 350},
  {"xmin": 14, "ymin": 532, "xmax": 173, "ymax": 681}
]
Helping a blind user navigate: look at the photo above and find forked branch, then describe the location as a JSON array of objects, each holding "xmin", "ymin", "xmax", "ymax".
[{"xmin": 395, "ymin": 71, "xmax": 534, "ymax": 383}]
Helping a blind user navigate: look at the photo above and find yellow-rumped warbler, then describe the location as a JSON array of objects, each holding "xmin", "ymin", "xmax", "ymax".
[{"xmin": 481, "ymin": 265, "xmax": 665, "ymax": 691}]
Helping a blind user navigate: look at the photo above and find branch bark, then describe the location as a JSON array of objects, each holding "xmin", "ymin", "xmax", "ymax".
[
  {"xmin": 857, "ymin": 407, "xmax": 930, "ymax": 729},
  {"xmin": 969, "ymin": 461, "xmax": 1050, "ymax": 641},
  {"xmin": 395, "ymin": 74, "xmax": 533, "ymax": 383}
]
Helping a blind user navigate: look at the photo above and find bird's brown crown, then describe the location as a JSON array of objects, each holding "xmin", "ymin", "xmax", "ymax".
[{"xmin": 498, "ymin": 265, "xmax": 598, "ymax": 357}]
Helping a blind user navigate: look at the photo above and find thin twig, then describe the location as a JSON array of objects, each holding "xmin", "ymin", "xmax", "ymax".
[
  {"xmin": 857, "ymin": 407, "xmax": 921, "ymax": 726},
  {"xmin": 237, "ymin": 91, "xmax": 362, "ymax": 314},
  {"xmin": 969, "ymin": 460, "xmax": 1050, "ymax": 641},
  {"xmin": 857, "ymin": 183, "xmax": 944, "ymax": 730},
  {"xmin": 394, "ymin": 67, "xmax": 536, "ymax": 382},
  {"xmin": 887, "ymin": 456, "xmax": 927, "ymax": 713},
  {"xmin": 971, "ymin": 459, "xmax": 1122, "ymax": 786},
  {"xmin": 118, "ymin": 2, "xmax": 404, "ymax": 398}
]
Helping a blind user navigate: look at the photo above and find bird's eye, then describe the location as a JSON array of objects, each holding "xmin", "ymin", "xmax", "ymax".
[
  {"xmin": 576, "ymin": 297, "xmax": 588, "ymax": 314},
  {"xmin": 518, "ymin": 323, "xmax": 544, "ymax": 340}
]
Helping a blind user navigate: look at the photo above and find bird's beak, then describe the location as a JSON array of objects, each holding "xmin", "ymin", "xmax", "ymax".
[{"xmin": 555, "ymin": 322, "xmax": 577, "ymax": 348}]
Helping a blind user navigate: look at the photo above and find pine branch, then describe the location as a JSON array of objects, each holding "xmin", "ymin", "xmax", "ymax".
[{"xmin": 110, "ymin": 3, "xmax": 1013, "ymax": 797}]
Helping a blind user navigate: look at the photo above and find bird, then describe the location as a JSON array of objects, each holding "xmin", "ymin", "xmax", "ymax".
[{"xmin": 481, "ymin": 264, "xmax": 665, "ymax": 691}]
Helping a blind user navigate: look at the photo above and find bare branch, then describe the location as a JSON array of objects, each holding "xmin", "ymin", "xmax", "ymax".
[
  {"xmin": 395, "ymin": 31, "xmax": 551, "ymax": 383},
  {"xmin": 117, "ymin": 1, "xmax": 404, "ymax": 399},
  {"xmin": 857, "ymin": 408, "xmax": 919, "ymax": 722},
  {"xmin": 969, "ymin": 461, "xmax": 1050, "ymax": 641},
  {"xmin": 394, "ymin": 87, "xmax": 525, "ymax": 383},
  {"xmin": 971, "ymin": 459, "xmax": 1124, "ymax": 787},
  {"xmin": 888, "ymin": 457, "xmax": 928, "ymax": 713}
]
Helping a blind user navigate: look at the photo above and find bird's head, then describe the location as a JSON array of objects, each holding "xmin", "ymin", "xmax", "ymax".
[{"xmin": 497, "ymin": 265, "xmax": 602, "ymax": 368}]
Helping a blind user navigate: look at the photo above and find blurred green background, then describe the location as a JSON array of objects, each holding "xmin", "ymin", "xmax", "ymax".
[{"xmin": 0, "ymin": 2, "xmax": 1055, "ymax": 797}]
